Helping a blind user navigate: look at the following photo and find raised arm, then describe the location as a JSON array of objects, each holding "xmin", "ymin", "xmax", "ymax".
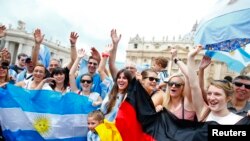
[
  {"xmin": 32, "ymin": 29, "xmax": 44, "ymax": 66},
  {"xmin": 174, "ymin": 59, "xmax": 192, "ymax": 103},
  {"xmin": 66, "ymin": 32, "xmax": 78, "ymax": 69},
  {"xmin": 69, "ymin": 48, "xmax": 86, "ymax": 93},
  {"xmin": 198, "ymin": 56, "xmax": 211, "ymax": 103},
  {"xmin": 0, "ymin": 25, "xmax": 6, "ymax": 38},
  {"xmin": 169, "ymin": 48, "xmax": 191, "ymax": 102},
  {"xmin": 97, "ymin": 44, "xmax": 113, "ymax": 81},
  {"xmin": 34, "ymin": 77, "xmax": 55, "ymax": 90},
  {"xmin": 187, "ymin": 45, "xmax": 207, "ymax": 121},
  {"xmin": 167, "ymin": 48, "xmax": 177, "ymax": 76},
  {"xmin": 109, "ymin": 29, "xmax": 121, "ymax": 80}
]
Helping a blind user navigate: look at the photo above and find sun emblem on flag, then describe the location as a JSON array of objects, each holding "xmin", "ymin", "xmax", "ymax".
[{"xmin": 33, "ymin": 116, "xmax": 51, "ymax": 135}]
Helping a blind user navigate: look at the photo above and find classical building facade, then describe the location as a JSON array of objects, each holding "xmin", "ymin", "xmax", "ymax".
[
  {"xmin": 0, "ymin": 21, "xmax": 70, "ymax": 66},
  {"xmin": 125, "ymin": 23, "xmax": 249, "ymax": 85}
]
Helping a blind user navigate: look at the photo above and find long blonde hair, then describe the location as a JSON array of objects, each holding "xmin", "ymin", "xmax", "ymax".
[{"xmin": 163, "ymin": 73, "xmax": 185, "ymax": 109}]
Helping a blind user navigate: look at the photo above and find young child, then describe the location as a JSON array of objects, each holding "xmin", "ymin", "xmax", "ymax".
[
  {"xmin": 87, "ymin": 110, "xmax": 104, "ymax": 141},
  {"xmin": 87, "ymin": 110, "xmax": 122, "ymax": 141},
  {"xmin": 152, "ymin": 56, "xmax": 169, "ymax": 92}
]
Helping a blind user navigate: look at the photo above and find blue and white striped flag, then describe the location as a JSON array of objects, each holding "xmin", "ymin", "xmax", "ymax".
[
  {"xmin": 39, "ymin": 45, "xmax": 51, "ymax": 68},
  {"xmin": 194, "ymin": 0, "xmax": 250, "ymax": 73},
  {"xmin": 0, "ymin": 84, "xmax": 97, "ymax": 141}
]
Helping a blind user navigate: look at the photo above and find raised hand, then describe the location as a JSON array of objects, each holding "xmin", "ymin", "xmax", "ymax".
[
  {"xmin": 43, "ymin": 77, "xmax": 56, "ymax": 84},
  {"xmin": 110, "ymin": 29, "xmax": 121, "ymax": 45},
  {"xmin": 91, "ymin": 47, "xmax": 101, "ymax": 63},
  {"xmin": 34, "ymin": 28, "xmax": 44, "ymax": 44},
  {"xmin": 1, "ymin": 48, "xmax": 11, "ymax": 62},
  {"xmin": 188, "ymin": 45, "xmax": 203, "ymax": 58},
  {"xmin": 0, "ymin": 25, "xmax": 6, "ymax": 38},
  {"xmin": 170, "ymin": 48, "xmax": 177, "ymax": 60},
  {"xmin": 70, "ymin": 32, "xmax": 79, "ymax": 46},
  {"xmin": 77, "ymin": 48, "xmax": 86, "ymax": 58},
  {"xmin": 103, "ymin": 44, "xmax": 113, "ymax": 54},
  {"xmin": 199, "ymin": 56, "xmax": 211, "ymax": 70}
]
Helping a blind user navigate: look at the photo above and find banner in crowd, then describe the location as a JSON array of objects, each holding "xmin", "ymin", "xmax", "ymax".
[
  {"xmin": 194, "ymin": 0, "xmax": 250, "ymax": 73},
  {"xmin": 0, "ymin": 84, "xmax": 97, "ymax": 141}
]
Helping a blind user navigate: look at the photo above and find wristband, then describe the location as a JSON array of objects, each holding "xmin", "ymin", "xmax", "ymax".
[
  {"xmin": 102, "ymin": 52, "xmax": 110, "ymax": 58},
  {"xmin": 174, "ymin": 58, "xmax": 181, "ymax": 64}
]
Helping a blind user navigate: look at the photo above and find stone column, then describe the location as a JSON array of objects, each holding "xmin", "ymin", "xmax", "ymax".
[
  {"xmin": 15, "ymin": 43, "xmax": 23, "ymax": 63},
  {"xmin": 214, "ymin": 62, "xmax": 222, "ymax": 79},
  {"xmin": 4, "ymin": 40, "xmax": 9, "ymax": 50}
]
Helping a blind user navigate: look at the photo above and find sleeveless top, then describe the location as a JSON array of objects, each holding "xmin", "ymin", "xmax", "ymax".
[{"xmin": 171, "ymin": 98, "xmax": 196, "ymax": 121}]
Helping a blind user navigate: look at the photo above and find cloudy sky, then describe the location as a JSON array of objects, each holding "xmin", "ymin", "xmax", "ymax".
[{"xmin": 1, "ymin": 0, "xmax": 216, "ymax": 62}]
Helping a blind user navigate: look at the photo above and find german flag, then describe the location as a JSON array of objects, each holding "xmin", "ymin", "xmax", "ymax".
[{"xmin": 115, "ymin": 79, "xmax": 250, "ymax": 141}]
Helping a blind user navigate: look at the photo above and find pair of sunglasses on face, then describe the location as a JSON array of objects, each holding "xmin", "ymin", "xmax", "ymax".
[
  {"xmin": 233, "ymin": 82, "xmax": 250, "ymax": 89},
  {"xmin": 0, "ymin": 62, "xmax": 9, "ymax": 69},
  {"xmin": 0, "ymin": 65, "xmax": 8, "ymax": 69},
  {"xmin": 144, "ymin": 77, "xmax": 160, "ymax": 83},
  {"xmin": 167, "ymin": 82, "xmax": 184, "ymax": 88},
  {"xmin": 80, "ymin": 79, "xmax": 92, "ymax": 84},
  {"xmin": 88, "ymin": 62, "xmax": 98, "ymax": 66}
]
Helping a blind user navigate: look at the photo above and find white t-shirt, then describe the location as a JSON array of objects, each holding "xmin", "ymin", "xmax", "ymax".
[
  {"xmin": 206, "ymin": 112, "xmax": 243, "ymax": 125},
  {"xmin": 79, "ymin": 92, "xmax": 100, "ymax": 102},
  {"xmin": 23, "ymin": 79, "xmax": 52, "ymax": 90}
]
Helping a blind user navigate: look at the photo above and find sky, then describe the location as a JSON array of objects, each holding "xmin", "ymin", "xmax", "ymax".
[{"xmin": 1, "ymin": 0, "xmax": 217, "ymax": 62}]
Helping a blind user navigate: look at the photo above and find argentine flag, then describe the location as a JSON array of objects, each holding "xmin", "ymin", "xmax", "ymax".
[
  {"xmin": 0, "ymin": 84, "xmax": 97, "ymax": 141},
  {"xmin": 195, "ymin": 0, "xmax": 250, "ymax": 73}
]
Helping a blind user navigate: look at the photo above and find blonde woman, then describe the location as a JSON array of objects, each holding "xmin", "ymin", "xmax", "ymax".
[{"xmin": 163, "ymin": 73, "xmax": 196, "ymax": 121}]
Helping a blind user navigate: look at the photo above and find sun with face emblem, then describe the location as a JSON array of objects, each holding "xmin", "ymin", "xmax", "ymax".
[{"xmin": 33, "ymin": 115, "xmax": 51, "ymax": 136}]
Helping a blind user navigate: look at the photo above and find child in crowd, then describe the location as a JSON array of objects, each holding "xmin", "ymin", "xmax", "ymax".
[
  {"xmin": 87, "ymin": 110, "xmax": 122, "ymax": 141},
  {"xmin": 152, "ymin": 56, "xmax": 168, "ymax": 91},
  {"xmin": 87, "ymin": 110, "xmax": 104, "ymax": 141}
]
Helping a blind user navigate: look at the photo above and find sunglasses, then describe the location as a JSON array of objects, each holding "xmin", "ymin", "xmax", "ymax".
[
  {"xmin": 88, "ymin": 62, "xmax": 97, "ymax": 66},
  {"xmin": 81, "ymin": 79, "xmax": 92, "ymax": 84},
  {"xmin": 168, "ymin": 82, "xmax": 183, "ymax": 88},
  {"xmin": 233, "ymin": 82, "xmax": 250, "ymax": 89},
  {"xmin": 0, "ymin": 65, "xmax": 8, "ymax": 69},
  {"xmin": 144, "ymin": 77, "xmax": 160, "ymax": 82}
]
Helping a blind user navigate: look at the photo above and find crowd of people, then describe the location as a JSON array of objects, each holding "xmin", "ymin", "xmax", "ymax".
[{"xmin": 0, "ymin": 24, "xmax": 250, "ymax": 140}]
